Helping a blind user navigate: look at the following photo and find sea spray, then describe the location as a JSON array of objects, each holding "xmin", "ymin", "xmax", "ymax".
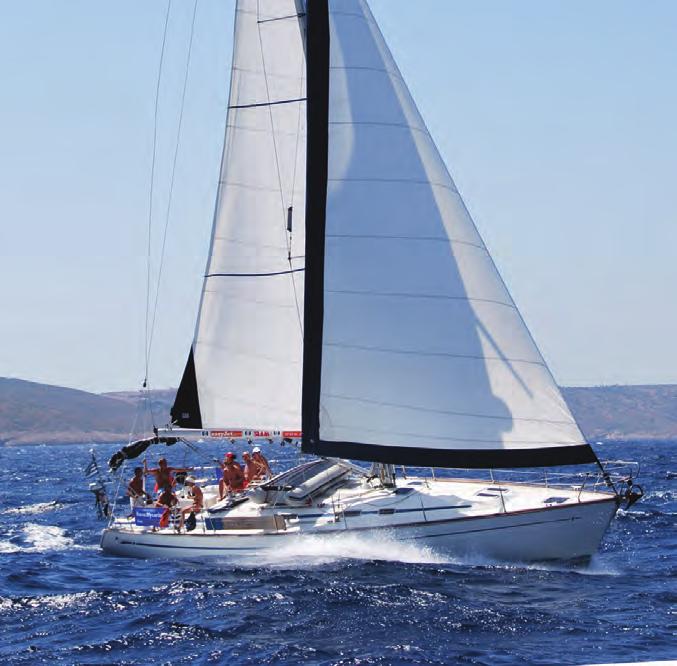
[{"xmin": 235, "ymin": 531, "xmax": 447, "ymax": 568}]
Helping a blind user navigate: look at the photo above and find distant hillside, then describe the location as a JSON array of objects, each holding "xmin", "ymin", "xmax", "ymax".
[
  {"xmin": 0, "ymin": 378, "xmax": 169, "ymax": 445},
  {"xmin": 0, "ymin": 377, "xmax": 676, "ymax": 445},
  {"xmin": 562, "ymin": 385, "xmax": 677, "ymax": 441}
]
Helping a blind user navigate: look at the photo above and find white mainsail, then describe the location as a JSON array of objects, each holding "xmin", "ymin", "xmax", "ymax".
[
  {"xmin": 172, "ymin": 0, "xmax": 307, "ymax": 430},
  {"xmin": 302, "ymin": 0, "xmax": 594, "ymax": 467}
]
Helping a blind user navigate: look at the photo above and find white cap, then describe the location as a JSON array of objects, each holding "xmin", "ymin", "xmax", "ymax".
[
  {"xmin": 184, "ymin": 476, "xmax": 196, "ymax": 484},
  {"xmin": 252, "ymin": 446, "xmax": 261, "ymax": 453}
]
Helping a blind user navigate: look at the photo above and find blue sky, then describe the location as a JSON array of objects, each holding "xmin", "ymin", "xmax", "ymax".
[{"xmin": 1, "ymin": 0, "xmax": 675, "ymax": 393}]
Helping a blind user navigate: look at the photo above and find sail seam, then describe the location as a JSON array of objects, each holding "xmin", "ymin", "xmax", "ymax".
[
  {"xmin": 329, "ymin": 65, "xmax": 405, "ymax": 82},
  {"xmin": 232, "ymin": 65, "xmax": 307, "ymax": 81},
  {"xmin": 225, "ymin": 123, "xmax": 305, "ymax": 137},
  {"xmin": 202, "ymin": 290, "xmax": 299, "ymax": 310},
  {"xmin": 212, "ymin": 235, "xmax": 292, "ymax": 250},
  {"xmin": 326, "ymin": 233, "xmax": 486, "ymax": 251},
  {"xmin": 195, "ymin": 341, "xmax": 301, "ymax": 366},
  {"xmin": 321, "ymin": 393, "xmax": 577, "ymax": 426},
  {"xmin": 322, "ymin": 342, "xmax": 547, "ymax": 367},
  {"xmin": 228, "ymin": 97, "xmax": 306, "ymax": 110},
  {"xmin": 257, "ymin": 12, "xmax": 305, "ymax": 24},
  {"xmin": 330, "ymin": 120, "xmax": 428, "ymax": 133},
  {"xmin": 325, "ymin": 289, "xmax": 515, "ymax": 309},
  {"xmin": 323, "ymin": 424, "xmax": 580, "ymax": 446},
  {"xmin": 329, "ymin": 11, "xmax": 371, "ymax": 20},
  {"xmin": 206, "ymin": 268, "xmax": 305, "ymax": 278},
  {"xmin": 217, "ymin": 180, "xmax": 284, "ymax": 192},
  {"xmin": 327, "ymin": 178, "xmax": 459, "ymax": 192}
]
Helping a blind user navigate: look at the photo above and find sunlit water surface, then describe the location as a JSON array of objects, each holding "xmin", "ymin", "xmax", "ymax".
[{"xmin": 0, "ymin": 440, "xmax": 674, "ymax": 665}]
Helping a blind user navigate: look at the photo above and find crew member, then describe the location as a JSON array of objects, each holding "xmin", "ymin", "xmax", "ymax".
[
  {"xmin": 178, "ymin": 476, "xmax": 203, "ymax": 532},
  {"xmin": 155, "ymin": 484, "xmax": 178, "ymax": 529},
  {"xmin": 242, "ymin": 451, "xmax": 258, "ymax": 486},
  {"xmin": 252, "ymin": 446, "xmax": 273, "ymax": 479},
  {"xmin": 127, "ymin": 466, "xmax": 151, "ymax": 510},
  {"xmin": 144, "ymin": 458, "xmax": 192, "ymax": 493},
  {"xmin": 219, "ymin": 452, "xmax": 245, "ymax": 499}
]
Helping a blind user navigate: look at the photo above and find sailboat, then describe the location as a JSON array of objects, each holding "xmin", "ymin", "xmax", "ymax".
[{"xmin": 101, "ymin": 0, "xmax": 641, "ymax": 560}]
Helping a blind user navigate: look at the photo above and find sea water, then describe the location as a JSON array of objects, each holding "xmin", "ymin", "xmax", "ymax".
[{"xmin": 0, "ymin": 440, "xmax": 674, "ymax": 665}]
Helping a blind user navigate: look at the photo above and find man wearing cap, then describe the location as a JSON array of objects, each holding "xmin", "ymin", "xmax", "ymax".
[
  {"xmin": 252, "ymin": 447, "xmax": 273, "ymax": 479},
  {"xmin": 178, "ymin": 477, "xmax": 203, "ymax": 532},
  {"xmin": 219, "ymin": 452, "xmax": 245, "ymax": 500}
]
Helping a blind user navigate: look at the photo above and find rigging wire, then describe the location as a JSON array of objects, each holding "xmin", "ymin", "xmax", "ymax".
[
  {"xmin": 147, "ymin": 0, "xmax": 199, "ymax": 373},
  {"xmin": 144, "ymin": 0, "xmax": 173, "ymax": 394}
]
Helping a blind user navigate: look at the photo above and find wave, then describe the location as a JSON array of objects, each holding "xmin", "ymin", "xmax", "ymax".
[
  {"xmin": 0, "ymin": 590, "xmax": 101, "ymax": 614},
  {"xmin": 2, "ymin": 501, "xmax": 64, "ymax": 516},
  {"xmin": 0, "ymin": 523, "xmax": 95, "ymax": 554}
]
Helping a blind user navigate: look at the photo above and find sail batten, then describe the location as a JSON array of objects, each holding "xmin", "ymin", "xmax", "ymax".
[{"xmin": 301, "ymin": 0, "xmax": 595, "ymax": 468}]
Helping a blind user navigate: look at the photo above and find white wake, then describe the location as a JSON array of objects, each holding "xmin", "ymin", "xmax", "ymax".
[{"xmin": 239, "ymin": 532, "xmax": 447, "ymax": 568}]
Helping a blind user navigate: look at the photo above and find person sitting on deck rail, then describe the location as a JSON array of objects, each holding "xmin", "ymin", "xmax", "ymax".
[
  {"xmin": 219, "ymin": 452, "xmax": 245, "ymax": 499},
  {"xmin": 155, "ymin": 485, "xmax": 179, "ymax": 529},
  {"xmin": 242, "ymin": 451, "xmax": 258, "ymax": 486},
  {"xmin": 178, "ymin": 476, "xmax": 203, "ymax": 532},
  {"xmin": 144, "ymin": 457, "xmax": 192, "ymax": 493},
  {"xmin": 127, "ymin": 466, "xmax": 151, "ymax": 510},
  {"xmin": 252, "ymin": 446, "xmax": 272, "ymax": 480}
]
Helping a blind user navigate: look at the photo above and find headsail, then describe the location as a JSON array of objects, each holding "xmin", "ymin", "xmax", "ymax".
[
  {"xmin": 172, "ymin": 0, "xmax": 307, "ymax": 430},
  {"xmin": 302, "ymin": 0, "xmax": 596, "ymax": 468}
]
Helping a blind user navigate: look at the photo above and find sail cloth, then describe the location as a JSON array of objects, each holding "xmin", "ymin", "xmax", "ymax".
[
  {"xmin": 302, "ymin": 0, "xmax": 596, "ymax": 468},
  {"xmin": 172, "ymin": 0, "xmax": 307, "ymax": 430}
]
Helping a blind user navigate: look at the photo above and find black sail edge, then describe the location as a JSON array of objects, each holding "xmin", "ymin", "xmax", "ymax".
[
  {"xmin": 170, "ymin": 346, "xmax": 202, "ymax": 428},
  {"xmin": 301, "ymin": 0, "xmax": 329, "ymax": 453},
  {"xmin": 305, "ymin": 440, "xmax": 598, "ymax": 469}
]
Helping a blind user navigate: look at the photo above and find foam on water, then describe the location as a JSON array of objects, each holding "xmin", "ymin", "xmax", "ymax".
[
  {"xmin": 241, "ymin": 532, "xmax": 447, "ymax": 568},
  {"xmin": 0, "ymin": 591, "xmax": 100, "ymax": 614},
  {"xmin": 0, "ymin": 540, "xmax": 21, "ymax": 554},
  {"xmin": 23, "ymin": 523, "xmax": 78, "ymax": 552},
  {"xmin": 2, "ymin": 501, "xmax": 63, "ymax": 516},
  {"xmin": 0, "ymin": 523, "xmax": 94, "ymax": 554}
]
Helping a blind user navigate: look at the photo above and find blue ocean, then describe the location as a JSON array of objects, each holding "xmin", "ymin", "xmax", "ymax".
[{"xmin": 0, "ymin": 440, "xmax": 674, "ymax": 665}]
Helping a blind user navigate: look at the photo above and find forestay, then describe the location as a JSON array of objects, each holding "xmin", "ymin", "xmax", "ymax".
[
  {"xmin": 172, "ymin": 0, "xmax": 307, "ymax": 430},
  {"xmin": 302, "ymin": 0, "xmax": 596, "ymax": 467}
]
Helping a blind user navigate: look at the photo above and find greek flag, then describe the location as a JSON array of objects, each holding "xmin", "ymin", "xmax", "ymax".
[{"xmin": 84, "ymin": 458, "xmax": 98, "ymax": 478}]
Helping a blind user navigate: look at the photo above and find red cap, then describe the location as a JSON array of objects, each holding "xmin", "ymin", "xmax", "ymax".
[{"xmin": 225, "ymin": 452, "xmax": 235, "ymax": 459}]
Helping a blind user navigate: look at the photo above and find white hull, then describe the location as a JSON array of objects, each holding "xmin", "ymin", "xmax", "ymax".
[{"xmin": 100, "ymin": 473, "xmax": 618, "ymax": 563}]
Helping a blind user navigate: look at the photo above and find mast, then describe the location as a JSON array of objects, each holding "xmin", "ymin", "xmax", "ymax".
[{"xmin": 302, "ymin": 0, "xmax": 330, "ymax": 455}]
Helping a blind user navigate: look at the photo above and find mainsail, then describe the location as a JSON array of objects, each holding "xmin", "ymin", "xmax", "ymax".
[
  {"xmin": 172, "ymin": 0, "xmax": 307, "ymax": 430},
  {"xmin": 301, "ymin": 0, "xmax": 596, "ymax": 467}
]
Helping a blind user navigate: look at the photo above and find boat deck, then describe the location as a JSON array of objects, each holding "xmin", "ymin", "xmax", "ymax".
[{"xmin": 109, "ymin": 474, "xmax": 616, "ymax": 538}]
